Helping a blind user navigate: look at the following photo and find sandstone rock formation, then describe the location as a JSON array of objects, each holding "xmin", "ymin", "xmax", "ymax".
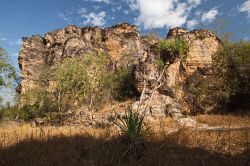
[
  {"xmin": 18, "ymin": 23, "xmax": 222, "ymax": 121},
  {"xmin": 18, "ymin": 23, "xmax": 142, "ymax": 93},
  {"xmin": 132, "ymin": 27, "xmax": 222, "ymax": 119}
]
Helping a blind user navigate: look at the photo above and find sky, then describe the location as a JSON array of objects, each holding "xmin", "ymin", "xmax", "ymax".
[{"xmin": 0, "ymin": 0, "xmax": 250, "ymax": 74}]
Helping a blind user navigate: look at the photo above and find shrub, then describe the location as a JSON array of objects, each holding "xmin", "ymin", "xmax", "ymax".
[
  {"xmin": 0, "ymin": 104, "xmax": 18, "ymax": 121},
  {"xmin": 115, "ymin": 108, "xmax": 149, "ymax": 157},
  {"xmin": 186, "ymin": 41, "xmax": 250, "ymax": 113},
  {"xmin": 115, "ymin": 108, "xmax": 149, "ymax": 142},
  {"xmin": 0, "ymin": 47, "xmax": 16, "ymax": 88},
  {"xmin": 159, "ymin": 38, "xmax": 188, "ymax": 55},
  {"xmin": 18, "ymin": 88, "xmax": 58, "ymax": 120},
  {"xmin": 158, "ymin": 38, "xmax": 188, "ymax": 67},
  {"xmin": 0, "ymin": 47, "xmax": 16, "ymax": 107},
  {"xmin": 18, "ymin": 52, "xmax": 138, "ymax": 120},
  {"xmin": 156, "ymin": 59, "xmax": 166, "ymax": 69},
  {"xmin": 185, "ymin": 68, "xmax": 227, "ymax": 114}
]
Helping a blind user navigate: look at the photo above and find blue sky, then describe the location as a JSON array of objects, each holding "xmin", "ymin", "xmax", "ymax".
[{"xmin": 0, "ymin": 0, "xmax": 250, "ymax": 72}]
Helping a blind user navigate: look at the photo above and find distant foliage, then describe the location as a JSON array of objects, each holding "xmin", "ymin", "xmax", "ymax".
[
  {"xmin": 0, "ymin": 48, "xmax": 16, "ymax": 87},
  {"xmin": 213, "ymin": 18, "xmax": 234, "ymax": 44},
  {"xmin": 186, "ymin": 41, "xmax": 250, "ymax": 113},
  {"xmin": 0, "ymin": 47, "xmax": 16, "ymax": 106}
]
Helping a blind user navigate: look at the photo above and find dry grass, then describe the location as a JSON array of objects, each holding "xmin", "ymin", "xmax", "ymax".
[
  {"xmin": 196, "ymin": 114, "xmax": 250, "ymax": 127},
  {"xmin": 0, "ymin": 123, "xmax": 249, "ymax": 166}
]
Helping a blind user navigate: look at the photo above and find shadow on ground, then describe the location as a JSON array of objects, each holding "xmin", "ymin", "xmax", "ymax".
[{"xmin": 0, "ymin": 133, "xmax": 249, "ymax": 166}]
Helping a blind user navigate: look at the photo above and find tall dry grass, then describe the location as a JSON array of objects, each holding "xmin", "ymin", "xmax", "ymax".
[
  {"xmin": 0, "ymin": 121, "xmax": 249, "ymax": 166},
  {"xmin": 196, "ymin": 114, "xmax": 250, "ymax": 127}
]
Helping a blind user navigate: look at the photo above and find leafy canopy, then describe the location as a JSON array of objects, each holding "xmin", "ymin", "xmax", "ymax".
[
  {"xmin": 0, "ymin": 47, "xmax": 16, "ymax": 87},
  {"xmin": 0, "ymin": 47, "xmax": 16, "ymax": 106}
]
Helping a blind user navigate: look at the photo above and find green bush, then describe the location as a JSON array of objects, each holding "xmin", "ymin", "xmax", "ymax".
[
  {"xmin": 158, "ymin": 38, "xmax": 188, "ymax": 68},
  {"xmin": 0, "ymin": 47, "xmax": 16, "ymax": 88},
  {"xmin": 159, "ymin": 38, "xmax": 188, "ymax": 55},
  {"xmin": 18, "ymin": 53, "xmax": 138, "ymax": 120},
  {"xmin": 156, "ymin": 59, "xmax": 166, "ymax": 69},
  {"xmin": 186, "ymin": 41, "xmax": 250, "ymax": 113},
  {"xmin": 0, "ymin": 47, "xmax": 16, "ymax": 107},
  {"xmin": 115, "ymin": 108, "xmax": 149, "ymax": 157},
  {"xmin": 0, "ymin": 105, "xmax": 18, "ymax": 121},
  {"xmin": 18, "ymin": 88, "xmax": 58, "ymax": 120},
  {"xmin": 115, "ymin": 108, "xmax": 149, "ymax": 142}
]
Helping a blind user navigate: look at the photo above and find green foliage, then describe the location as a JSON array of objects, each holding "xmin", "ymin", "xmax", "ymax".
[
  {"xmin": 212, "ymin": 41, "xmax": 250, "ymax": 95},
  {"xmin": 186, "ymin": 41, "xmax": 250, "ymax": 113},
  {"xmin": 0, "ymin": 105, "xmax": 18, "ymax": 120},
  {"xmin": 0, "ymin": 48, "xmax": 16, "ymax": 87},
  {"xmin": 19, "ymin": 104, "xmax": 39, "ymax": 120},
  {"xmin": 0, "ymin": 97, "xmax": 2, "ymax": 107},
  {"xmin": 159, "ymin": 38, "xmax": 188, "ymax": 55},
  {"xmin": 51, "ymin": 57, "xmax": 90, "ymax": 105},
  {"xmin": 19, "ymin": 53, "xmax": 138, "ymax": 120},
  {"xmin": 158, "ymin": 38, "xmax": 188, "ymax": 68},
  {"xmin": 0, "ymin": 95, "xmax": 19, "ymax": 120},
  {"xmin": 185, "ymin": 68, "xmax": 228, "ymax": 114},
  {"xmin": 156, "ymin": 59, "xmax": 166, "ymax": 69},
  {"xmin": 19, "ymin": 88, "xmax": 58, "ymax": 120},
  {"xmin": 115, "ymin": 108, "xmax": 148, "ymax": 142},
  {"xmin": 0, "ymin": 47, "xmax": 17, "ymax": 106},
  {"xmin": 115, "ymin": 108, "xmax": 149, "ymax": 157}
]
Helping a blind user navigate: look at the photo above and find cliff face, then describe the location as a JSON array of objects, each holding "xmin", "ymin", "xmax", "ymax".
[
  {"xmin": 18, "ymin": 23, "xmax": 222, "ymax": 116},
  {"xmin": 18, "ymin": 23, "xmax": 142, "ymax": 93}
]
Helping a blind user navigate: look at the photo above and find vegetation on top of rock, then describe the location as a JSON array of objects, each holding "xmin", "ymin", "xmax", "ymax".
[
  {"xmin": 159, "ymin": 38, "xmax": 188, "ymax": 55},
  {"xmin": 157, "ymin": 38, "xmax": 188, "ymax": 68}
]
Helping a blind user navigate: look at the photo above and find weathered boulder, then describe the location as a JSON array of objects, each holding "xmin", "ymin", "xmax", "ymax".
[{"xmin": 132, "ymin": 93, "xmax": 184, "ymax": 119}]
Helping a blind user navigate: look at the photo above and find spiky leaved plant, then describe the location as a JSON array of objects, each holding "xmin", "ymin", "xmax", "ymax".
[{"xmin": 115, "ymin": 108, "xmax": 149, "ymax": 158}]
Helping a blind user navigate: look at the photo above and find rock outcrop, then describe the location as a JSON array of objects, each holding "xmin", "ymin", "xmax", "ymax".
[
  {"xmin": 133, "ymin": 27, "xmax": 222, "ymax": 118},
  {"xmin": 18, "ymin": 23, "xmax": 142, "ymax": 93},
  {"xmin": 18, "ymin": 23, "xmax": 222, "ymax": 120}
]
